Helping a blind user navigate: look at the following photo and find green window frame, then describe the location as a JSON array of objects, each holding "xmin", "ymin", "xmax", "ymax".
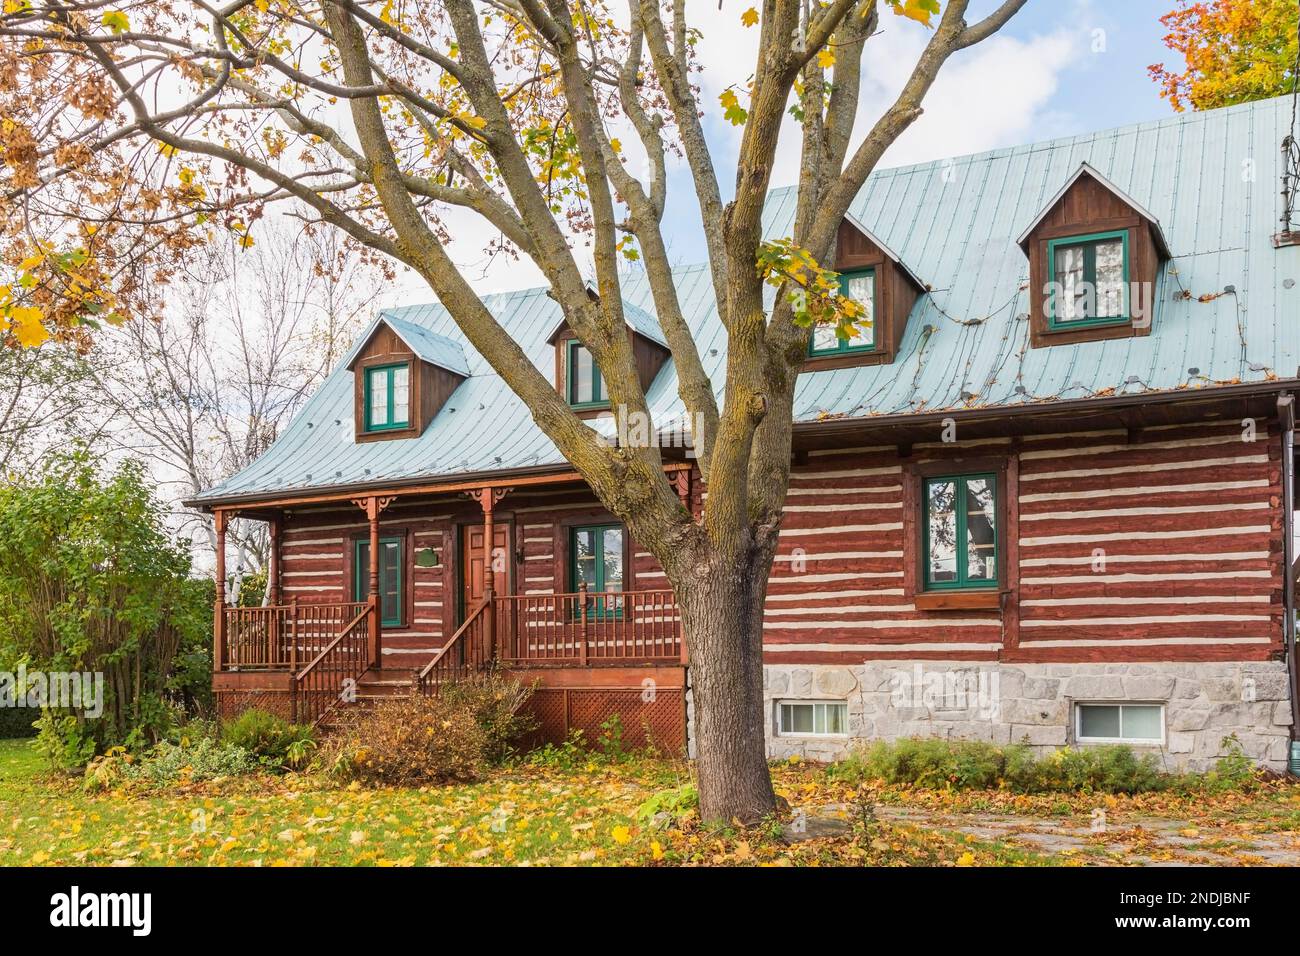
[
  {"xmin": 1045, "ymin": 229, "xmax": 1130, "ymax": 329},
  {"xmin": 352, "ymin": 536, "xmax": 404, "ymax": 627},
  {"xmin": 922, "ymin": 473, "xmax": 999, "ymax": 591},
  {"xmin": 566, "ymin": 341, "xmax": 609, "ymax": 409},
  {"xmin": 569, "ymin": 523, "xmax": 624, "ymax": 618},
  {"xmin": 363, "ymin": 362, "xmax": 411, "ymax": 432},
  {"xmin": 808, "ymin": 267, "xmax": 877, "ymax": 356}
]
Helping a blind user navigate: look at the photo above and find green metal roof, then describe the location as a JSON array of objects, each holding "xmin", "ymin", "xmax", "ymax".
[{"xmin": 192, "ymin": 95, "xmax": 1300, "ymax": 505}]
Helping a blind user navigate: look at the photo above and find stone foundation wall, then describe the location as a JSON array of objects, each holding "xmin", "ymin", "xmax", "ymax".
[{"xmin": 761, "ymin": 661, "xmax": 1294, "ymax": 772}]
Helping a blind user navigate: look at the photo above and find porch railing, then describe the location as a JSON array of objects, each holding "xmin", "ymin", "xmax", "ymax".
[
  {"xmin": 495, "ymin": 589, "xmax": 683, "ymax": 664},
  {"xmin": 222, "ymin": 601, "xmax": 368, "ymax": 670},
  {"xmin": 292, "ymin": 603, "xmax": 373, "ymax": 726},
  {"xmin": 415, "ymin": 597, "xmax": 492, "ymax": 694}
]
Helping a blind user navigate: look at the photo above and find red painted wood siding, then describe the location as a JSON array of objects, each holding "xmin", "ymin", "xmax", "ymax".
[
  {"xmin": 276, "ymin": 487, "xmax": 673, "ymax": 670},
  {"xmin": 273, "ymin": 419, "xmax": 1282, "ymax": 671},
  {"xmin": 1010, "ymin": 420, "xmax": 1282, "ymax": 663},
  {"xmin": 279, "ymin": 500, "xmax": 451, "ymax": 667},
  {"xmin": 763, "ymin": 418, "xmax": 1283, "ymax": 665}
]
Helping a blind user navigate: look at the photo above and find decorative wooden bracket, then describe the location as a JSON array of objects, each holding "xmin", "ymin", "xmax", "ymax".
[
  {"xmin": 350, "ymin": 495, "xmax": 396, "ymax": 521},
  {"xmin": 668, "ymin": 470, "xmax": 691, "ymax": 509},
  {"xmin": 465, "ymin": 486, "xmax": 512, "ymax": 515}
]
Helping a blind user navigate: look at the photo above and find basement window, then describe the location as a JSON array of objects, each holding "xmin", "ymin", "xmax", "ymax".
[
  {"xmin": 923, "ymin": 473, "xmax": 998, "ymax": 590},
  {"xmin": 777, "ymin": 700, "xmax": 848, "ymax": 737},
  {"xmin": 809, "ymin": 268, "xmax": 876, "ymax": 355},
  {"xmin": 1046, "ymin": 230, "xmax": 1129, "ymax": 328},
  {"xmin": 363, "ymin": 362, "xmax": 411, "ymax": 432},
  {"xmin": 1076, "ymin": 703, "xmax": 1164, "ymax": 744},
  {"xmin": 566, "ymin": 341, "xmax": 608, "ymax": 409}
]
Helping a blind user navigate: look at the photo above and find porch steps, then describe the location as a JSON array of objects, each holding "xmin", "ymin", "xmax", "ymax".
[
  {"xmin": 355, "ymin": 668, "xmax": 418, "ymax": 701},
  {"xmin": 314, "ymin": 669, "xmax": 419, "ymax": 731}
]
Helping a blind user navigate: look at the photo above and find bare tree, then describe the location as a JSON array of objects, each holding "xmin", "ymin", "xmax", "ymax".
[
  {"xmin": 0, "ymin": 0, "xmax": 1028, "ymax": 822},
  {"xmin": 0, "ymin": 343, "xmax": 106, "ymax": 472},
  {"xmin": 95, "ymin": 216, "xmax": 373, "ymax": 588}
]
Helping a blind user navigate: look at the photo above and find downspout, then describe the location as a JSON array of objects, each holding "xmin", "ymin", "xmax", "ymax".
[{"xmin": 1278, "ymin": 394, "xmax": 1299, "ymax": 759}]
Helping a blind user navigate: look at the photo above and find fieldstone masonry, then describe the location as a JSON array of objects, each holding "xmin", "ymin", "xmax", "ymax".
[{"xmin": 758, "ymin": 660, "xmax": 1294, "ymax": 772}]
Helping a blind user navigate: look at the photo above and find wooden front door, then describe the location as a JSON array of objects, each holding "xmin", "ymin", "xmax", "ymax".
[{"xmin": 460, "ymin": 522, "xmax": 511, "ymax": 621}]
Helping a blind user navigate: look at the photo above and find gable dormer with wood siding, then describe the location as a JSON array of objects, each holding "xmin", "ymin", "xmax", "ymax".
[
  {"xmin": 547, "ymin": 298, "xmax": 671, "ymax": 420},
  {"xmin": 1019, "ymin": 163, "xmax": 1171, "ymax": 349},
  {"xmin": 804, "ymin": 215, "xmax": 926, "ymax": 371},
  {"xmin": 347, "ymin": 315, "xmax": 469, "ymax": 443}
]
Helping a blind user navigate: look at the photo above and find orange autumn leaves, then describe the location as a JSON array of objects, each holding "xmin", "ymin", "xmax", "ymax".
[{"xmin": 1149, "ymin": 0, "xmax": 1299, "ymax": 111}]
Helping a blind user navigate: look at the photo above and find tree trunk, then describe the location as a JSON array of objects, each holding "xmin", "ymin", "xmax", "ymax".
[{"xmin": 675, "ymin": 550, "xmax": 778, "ymax": 825}]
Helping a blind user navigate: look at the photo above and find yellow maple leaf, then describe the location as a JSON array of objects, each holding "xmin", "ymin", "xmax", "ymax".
[
  {"xmin": 955, "ymin": 851, "xmax": 975, "ymax": 867},
  {"xmin": 650, "ymin": 841, "xmax": 664, "ymax": 860},
  {"xmin": 611, "ymin": 825, "xmax": 632, "ymax": 845},
  {"xmin": 741, "ymin": 7, "xmax": 759, "ymax": 27},
  {"xmin": 10, "ymin": 306, "xmax": 48, "ymax": 347},
  {"xmin": 101, "ymin": 10, "xmax": 130, "ymax": 34},
  {"xmin": 816, "ymin": 47, "xmax": 835, "ymax": 69}
]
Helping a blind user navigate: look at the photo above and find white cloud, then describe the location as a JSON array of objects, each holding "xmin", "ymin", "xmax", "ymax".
[{"xmin": 387, "ymin": 10, "xmax": 1090, "ymax": 304}]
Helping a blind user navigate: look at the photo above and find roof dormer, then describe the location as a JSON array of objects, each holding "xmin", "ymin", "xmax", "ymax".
[
  {"xmin": 346, "ymin": 314, "xmax": 468, "ymax": 443},
  {"xmin": 546, "ymin": 294, "xmax": 670, "ymax": 420},
  {"xmin": 1018, "ymin": 162, "xmax": 1170, "ymax": 348},
  {"xmin": 803, "ymin": 214, "xmax": 926, "ymax": 371}
]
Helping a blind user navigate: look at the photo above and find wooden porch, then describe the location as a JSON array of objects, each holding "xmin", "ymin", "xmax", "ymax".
[
  {"xmin": 209, "ymin": 471, "xmax": 694, "ymax": 742},
  {"xmin": 218, "ymin": 589, "xmax": 685, "ymax": 673},
  {"xmin": 216, "ymin": 588, "xmax": 685, "ymax": 727}
]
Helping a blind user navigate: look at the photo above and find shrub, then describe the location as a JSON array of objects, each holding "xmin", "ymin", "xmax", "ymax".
[
  {"xmin": 435, "ymin": 673, "xmax": 535, "ymax": 764},
  {"xmin": 325, "ymin": 694, "xmax": 489, "ymax": 787},
  {"xmin": 526, "ymin": 729, "xmax": 590, "ymax": 770},
  {"xmin": 830, "ymin": 738, "xmax": 1024, "ymax": 791},
  {"xmin": 0, "ymin": 452, "xmax": 214, "ymax": 758},
  {"xmin": 830, "ymin": 738, "xmax": 1188, "ymax": 795},
  {"xmin": 1030, "ymin": 744, "xmax": 1164, "ymax": 794},
  {"xmin": 84, "ymin": 737, "xmax": 257, "ymax": 791},
  {"xmin": 635, "ymin": 782, "xmax": 699, "ymax": 824},
  {"xmin": 220, "ymin": 709, "xmax": 316, "ymax": 770},
  {"xmin": 0, "ymin": 704, "xmax": 37, "ymax": 739},
  {"xmin": 34, "ymin": 712, "xmax": 97, "ymax": 772}
]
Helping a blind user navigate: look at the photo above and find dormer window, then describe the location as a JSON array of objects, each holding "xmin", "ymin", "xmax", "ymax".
[
  {"xmin": 364, "ymin": 362, "xmax": 411, "ymax": 432},
  {"xmin": 548, "ymin": 304, "xmax": 668, "ymax": 419},
  {"xmin": 566, "ymin": 341, "xmax": 609, "ymax": 409},
  {"xmin": 810, "ymin": 268, "xmax": 876, "ymax": 355},
  {"xmin": 1018, "ymin": 163, "xmax": 1169, "ymax": 348},
  {"xmin": 1046, "ymin": 230, "xmax": 1128, "ymax": 328},
  {"xmin": 346, "ymin": 313, "xmax": 469, "ymax": 444},
  {"xmin": 802, "ymin": 216, "xmax": 924, "ymax": 371}
]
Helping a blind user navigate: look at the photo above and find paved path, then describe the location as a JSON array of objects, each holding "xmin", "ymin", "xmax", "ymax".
[{"xmin": 871, "ymin": 805, "xmax": 1300, "ymax": 866}]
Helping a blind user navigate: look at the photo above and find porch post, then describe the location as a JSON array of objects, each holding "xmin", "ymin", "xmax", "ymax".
[
  {"xmin": 349, "ymin": 494, "xmax": 394, "ymax": 670},
  {"xmin": 268, "ymin": 514, "xmax": 283, "ymax": 664},
  {"xmin": 480, "ymin": 486, "xmax": 496, "ymax": 663},
  {"xmin": 268, "ymin": 514, "xmax": 283, "ymax": 606},
  {"xmin": 213, "ymin": 509, "xmax": 227, "ymax": 672},
  {"xmin": 367, "ymin": 496, "xmax": 381, "ymax": 669},
  {"xmin": 466, "ymin": 485, "xmax": 512, "ymax": 662}
]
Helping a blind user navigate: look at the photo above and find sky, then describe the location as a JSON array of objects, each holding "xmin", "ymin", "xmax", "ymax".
[{"xmin": 376, "ymin": 0, "xmax": 1184, "ymax": 306}]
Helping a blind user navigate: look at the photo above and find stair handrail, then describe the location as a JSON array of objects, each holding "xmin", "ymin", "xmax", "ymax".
[
  {"xmin": 415, "ymin": 596, "xmax": 491, "ymax": 692},
  {"xmin": 292, "ymin": 604, "xmax": 372, "ymax": 725}
]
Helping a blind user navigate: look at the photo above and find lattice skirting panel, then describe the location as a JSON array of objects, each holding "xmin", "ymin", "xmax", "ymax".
[
  {"xmin": 520, "ymin": 687, "xmax": 686, "ymax": 755},
  {"xmin": 215, "ymin": 689, "xmax": 294, "ymax": 721}
]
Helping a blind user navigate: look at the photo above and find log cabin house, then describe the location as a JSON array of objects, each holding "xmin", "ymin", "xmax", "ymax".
[{"xmin": 188, "ymin": 96, "xmax": 1300, "ymax": 771}]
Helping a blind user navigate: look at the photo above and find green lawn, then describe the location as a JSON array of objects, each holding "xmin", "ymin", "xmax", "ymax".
[{"xmin": 3, "ymin": 738, "xmax": 1298, "ymax": 866}]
